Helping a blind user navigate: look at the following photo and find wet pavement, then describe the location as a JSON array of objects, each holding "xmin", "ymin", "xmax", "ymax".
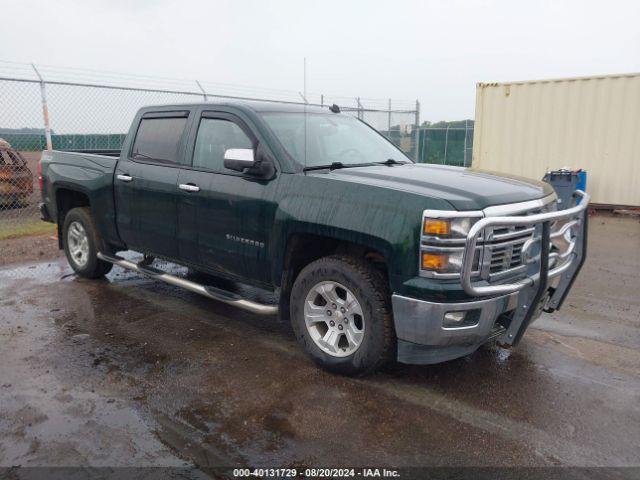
[{"xmin": 0, "ymin": 214, "xmax": 639, "ymax": 471}]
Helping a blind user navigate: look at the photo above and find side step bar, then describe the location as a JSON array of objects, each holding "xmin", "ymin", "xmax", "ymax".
[{"xmin": 97, "ymin": 253, "xmax": 278, "ymax": 316}]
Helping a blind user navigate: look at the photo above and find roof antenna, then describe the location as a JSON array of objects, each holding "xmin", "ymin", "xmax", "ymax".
[
  {"xmin": 303, "ymin": 57, "xmax": 307, "ymax": 167},
  {"xmin": 329, "ymin": 104, "xmax": 340, "ymax": 113}
]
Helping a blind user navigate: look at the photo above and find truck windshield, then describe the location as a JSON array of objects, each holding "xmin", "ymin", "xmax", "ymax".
[{"xmin": 260, "ymin": 112, "xmax": 411, "ymax": 169}]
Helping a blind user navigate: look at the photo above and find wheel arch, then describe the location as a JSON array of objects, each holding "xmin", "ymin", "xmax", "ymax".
[
  {"xmin": 276, "ymin": 230, "xmax": 392, "ymax": 322},
  {"xmin": 54, "ymin": 187, "xmax": 91, "ymax": 249}
]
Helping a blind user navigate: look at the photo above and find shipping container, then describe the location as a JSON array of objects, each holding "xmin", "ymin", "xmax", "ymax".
[{"xmin": 472, "ymin": 73, "xmax": 640, "ymax": 207}]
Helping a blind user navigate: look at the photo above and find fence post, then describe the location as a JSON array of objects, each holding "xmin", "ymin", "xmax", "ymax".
[
  {"xmin": 195, "ymin": 80, "xmax": 208, "ymax": 101},
  {"xmin": 422, "ymin": 127, "xmax": 428, "ymax": 163},
  {"xmin": 414, "ymin": 100, "xmax": 421, "ymax": 161},
  {"xmin": 463, "ymin": 119, "xmax": 468, "ymax": 167},
  {"xmin": 321, "ymin": 94, "xmax": 324, "ymax": 107},
  {"xmin": 443, "ymin": 124, "xmax": 450, "ymax": 165},
  {"xmin": 31, "ymin": 64, "xmax": 52, "ymax": 151},
  {"xmin": 387, "ymin": 99, "xmax": 392, "ymax": 134}
]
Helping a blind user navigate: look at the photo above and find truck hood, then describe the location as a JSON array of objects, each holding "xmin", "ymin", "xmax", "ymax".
[{"xmin": 315, "ymin": 163, "xmax": 553, "ymax": 211}]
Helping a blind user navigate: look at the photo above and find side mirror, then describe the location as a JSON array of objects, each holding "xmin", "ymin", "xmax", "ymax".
[
  {"xmin": 224, "ymin": 145, "xmax": 276, "ymax": 179},
  {"xmin": 223, "ymin": 148, "xmax": 255, "ymax": 172}
]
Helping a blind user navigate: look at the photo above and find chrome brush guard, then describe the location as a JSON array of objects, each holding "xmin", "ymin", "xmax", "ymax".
[{"xmin": 460, "ymin": 190, "xmax": 590, "ymax": 345}]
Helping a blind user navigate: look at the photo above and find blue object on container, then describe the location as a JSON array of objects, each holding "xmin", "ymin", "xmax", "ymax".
[{"xmin": 576, "ymin": 170, "xmax": 587, "ymax": 193}]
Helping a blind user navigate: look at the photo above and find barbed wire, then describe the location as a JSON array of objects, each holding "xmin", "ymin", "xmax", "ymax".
[{"xmin": 0, "ymin": 60, "xmax": 417, "ymax": 112}]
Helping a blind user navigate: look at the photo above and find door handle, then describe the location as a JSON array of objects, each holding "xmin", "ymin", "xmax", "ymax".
[
  {"xmin": 116, "ymin": 174, "xmax": 133, "ymax": 182},
  {"xmin": 179, "ymin": 183, "xmax": 200, "ymax": 192}
]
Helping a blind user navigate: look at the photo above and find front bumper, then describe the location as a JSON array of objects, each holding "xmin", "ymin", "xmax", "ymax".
[
  {"xmin": 392, "ymin": 292, "xmax": 519, "ymax": 364},
  {"xmin": 393, "ymin": 189, "xmax": 590, "ymax": 365}
]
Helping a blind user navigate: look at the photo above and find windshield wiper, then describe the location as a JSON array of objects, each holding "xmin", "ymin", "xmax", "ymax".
[
  {"xmin": 376, "ymin": 158, "xmax": 408, "ymax": 166},
  {"xmin": 303, "ymin": 159, "xmax": 408, "ymax": 172},
  {"xmin": 303, "ymin": 162, "xmax": 349, "ymax": 172}
]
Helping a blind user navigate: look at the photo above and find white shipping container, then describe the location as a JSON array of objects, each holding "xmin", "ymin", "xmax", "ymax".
[{"xmin": 472, "ymin": 73, "xmax": 640, "ymax": 206}]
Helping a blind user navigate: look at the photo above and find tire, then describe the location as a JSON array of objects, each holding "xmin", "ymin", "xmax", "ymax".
[
  {"xmin": 62, "ymin": 207, "xmax": 112, "ymax": 279},
  {"xmin": 290, "ymin": 255, "xmax": 394, "ymax": 375}
]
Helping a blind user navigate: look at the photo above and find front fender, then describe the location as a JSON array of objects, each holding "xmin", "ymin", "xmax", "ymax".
[{"xmin": 269, "ymin": 174, "xmax": 449, "ymax": 291}]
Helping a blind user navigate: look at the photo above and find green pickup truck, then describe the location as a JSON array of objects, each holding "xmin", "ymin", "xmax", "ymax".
[{"xmin": 39, "ymin": 102, "xmax": 589, "ymax": 374}]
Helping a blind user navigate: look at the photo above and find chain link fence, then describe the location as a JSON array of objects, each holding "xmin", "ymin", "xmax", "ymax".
[
  {"xmin": 0, "ymin": 61, "xmax": 419, "ymax": 268},
  {"xmin": 416, "ymin": 123, "xmax": 474, "ymax": 167}
]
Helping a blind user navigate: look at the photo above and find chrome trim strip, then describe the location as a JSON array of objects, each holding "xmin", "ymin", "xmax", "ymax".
[
  {"xmin": 491, "ymin": 226, "xmax": 535, "ymax": 242},
  {"xmin": 421, "ymin": 192, "xmax": 556, "ymax": 222},
  {"xmin": 420, "ymin": 244, "xmax": 480, "ymax": 253},
  {"xmin": 421, "ymin": 236, "xmax": 471, "ymax": 245},
  {"xmin": 97, "ymin": 253, "xmax": 278, "ymax": 315},
  {"xmin": 484, "ymin": 235, "xmax": 533, "ymax": 250},
  {"xmin": 418, "ymin": 270, "xmax": 480, "ymax": 280},
  {"xmin": 422, "ymin": 209, "xmax": 483, "ymax": 219},
  {"xmin": 483, "ymin": 193, "xmax": 557, "ymax": 217}
]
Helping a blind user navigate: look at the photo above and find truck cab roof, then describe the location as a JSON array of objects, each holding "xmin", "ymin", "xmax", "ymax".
[{"xmin": 137, "ymin": 101, "xmax": 330, "ymax": 115}]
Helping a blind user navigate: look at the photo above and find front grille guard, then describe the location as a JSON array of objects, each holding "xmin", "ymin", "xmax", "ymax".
[{"xmin": 460, "ymin": 190, "xmax": 590, "ymax": 298}]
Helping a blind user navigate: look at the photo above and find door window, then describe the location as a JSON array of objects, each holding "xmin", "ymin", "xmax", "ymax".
[
  {"xmin": 192, "ymin": 118, "xmax": 253, "ymax": 172},
  {"xmin": 131, "ymin": 117, "xmax": 187, "ymax": 165}
]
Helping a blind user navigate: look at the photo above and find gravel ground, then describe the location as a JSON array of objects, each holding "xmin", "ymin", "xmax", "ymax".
[
  {"xmin": 0, "ymin": 213, "xmax": 638, "ymax": 477},
  {"xmin": 0, "ymin": 233, "xmax": 61, "ymax": 267}
]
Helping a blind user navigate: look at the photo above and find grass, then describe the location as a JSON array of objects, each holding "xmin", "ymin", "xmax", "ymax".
[{"xmin": 0, "ymin": 220, "xmax": 55, "ymax": 240}]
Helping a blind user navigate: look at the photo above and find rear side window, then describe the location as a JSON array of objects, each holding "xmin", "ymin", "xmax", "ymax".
[{"xmin": 131, "ymin": 116, "xmax": 187, "ymax": 165}]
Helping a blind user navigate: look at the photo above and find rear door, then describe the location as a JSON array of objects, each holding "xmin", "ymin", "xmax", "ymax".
[{"xmin": 114, "ymin": 110, "xmax": 190, "ymax": 257}]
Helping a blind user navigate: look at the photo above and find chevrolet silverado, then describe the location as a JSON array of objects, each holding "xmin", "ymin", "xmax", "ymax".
[{"xmin": 39, "ymin": 102, "xmax": 589, "ymax": 374}]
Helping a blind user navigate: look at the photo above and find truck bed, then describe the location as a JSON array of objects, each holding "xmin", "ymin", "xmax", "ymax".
[
  {"xmin": 39, "ymin": 149, "xmax": 121, "ymax": 248},
  {"xmin": 41, "ymin": 150, "xmax": 120, "ymax": 170},
  {"xmin": 61, "ymin": 149, "xmax": 121, "ymax": 157}
]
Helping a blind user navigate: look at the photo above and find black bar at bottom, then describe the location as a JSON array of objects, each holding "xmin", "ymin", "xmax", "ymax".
[{"xmin": 513, "ymin": 220, "xmax": 551, "ymax": 345}]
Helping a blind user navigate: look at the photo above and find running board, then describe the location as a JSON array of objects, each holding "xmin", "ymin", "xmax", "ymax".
[{"xmin": 97, "ymin": 253, "xmax": 278, "ymax": 316}]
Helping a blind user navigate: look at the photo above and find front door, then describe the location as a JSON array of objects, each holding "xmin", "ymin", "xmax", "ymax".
[{"xmin": 177, "ymin": 112, "xmax": 257, "ymax": 280}]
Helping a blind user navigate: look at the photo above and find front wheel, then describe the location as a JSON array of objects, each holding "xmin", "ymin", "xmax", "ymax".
[
  {"xmin": 290, "ymin": 255, "xmax": 395, "ymax": 375},
  {"xmin": 63, "ymin": 207, "xmax": 112, "ymax": 278}
]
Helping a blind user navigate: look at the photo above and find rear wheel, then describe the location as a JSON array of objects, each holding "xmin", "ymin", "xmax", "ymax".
[
  {"xmin": 290, "ymin": 255, "xmax": 394, "ymax": 375},
  {"xmin": 63, "ymin": 207, "xmax": 112, "ymax": 278}
]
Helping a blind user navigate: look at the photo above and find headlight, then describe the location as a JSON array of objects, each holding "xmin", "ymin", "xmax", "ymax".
[
  {"xmin": 420, "ymin": 212, "xmax": 483, "ymax": 277},
  {"xmin": 422, "ymin": 217, "xmax": 479, "ymax": 239},
  {"xmin": 421, "ymin": 249, "xmax": 467, "ymax": 273}
]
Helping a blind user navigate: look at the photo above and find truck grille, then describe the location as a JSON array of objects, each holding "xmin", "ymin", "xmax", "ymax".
[
  {"xmin": 489, "ymin": 245, "xmax": 522, "ymax": 273},
  {"xmin": 481, "ymin": 200, "xmax": 557, "ymax": 282},
  {"xmin": 484, "ymin": 225, "xmax": 534, "ymax": 280}
]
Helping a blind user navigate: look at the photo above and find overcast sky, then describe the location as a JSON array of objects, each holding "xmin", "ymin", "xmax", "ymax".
[{"xmin": 1, "ymin": 0, "xmax": 639, "ymax": 121}]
